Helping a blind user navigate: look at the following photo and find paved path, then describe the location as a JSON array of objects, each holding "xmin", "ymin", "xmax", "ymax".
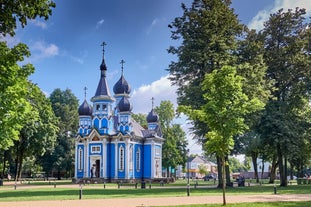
[{"xmin": 1, "ymin": 194, "xmax": 311, "ymax": 207}]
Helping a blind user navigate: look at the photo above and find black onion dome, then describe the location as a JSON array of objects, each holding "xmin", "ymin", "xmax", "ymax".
[
  {"xmin": 117, "ymin": 96, "xmax": 132, "ymax": 112},
  {"xmin": 113, "ymin": 74, "xmax": 131, "ymax": 94},
  {"xmin": 146, "ymin": 109, "xmax": 159, "ymax": 123},
  {"xmin": 78, "ymin": 99, "xmax": 92, "ymax": 116}
]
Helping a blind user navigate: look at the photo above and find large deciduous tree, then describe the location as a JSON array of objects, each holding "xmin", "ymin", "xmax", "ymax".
[
  {"xmin": 12, "ymin": 83, "xmax": 58, "ymax": 180},
  {"xmin": 259, "ymin": 8, "xmax": 311, "ymax": 186},
  {"xmin": 39, "ymin": 88, "xmax": 79, "ymax": 179},
  {"xmin": 0, "ymin": 42, "xmax": 34, "ymax": 150},
  {"xmin": 179, "ymin": 66, "xmax": 264, "ymax": 205}
]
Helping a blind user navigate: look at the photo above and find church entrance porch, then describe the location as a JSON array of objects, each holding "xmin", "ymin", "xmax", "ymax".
[{"xmin": 90, "ymin": 156, "xmax": 101, "ymax": 178}]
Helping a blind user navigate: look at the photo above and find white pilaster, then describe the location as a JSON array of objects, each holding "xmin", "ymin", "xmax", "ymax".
[{"xmin": 102, "ymin": 138, "xmax": 107, "ymax": 178}]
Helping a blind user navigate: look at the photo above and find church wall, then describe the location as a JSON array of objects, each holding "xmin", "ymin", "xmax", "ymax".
[
  {"xmin": 106, "ymin": 142, "xmax": 113, "ymax": 178},
  {"xmin": 143, "ymin": 145, "xmax": 152, "ymax": 178}
]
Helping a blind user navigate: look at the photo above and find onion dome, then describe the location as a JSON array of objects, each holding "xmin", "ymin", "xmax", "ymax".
[
  {"xmin": 117, "ymin": 96, "xmax": 132, "ymax": 112},
  {"xmin": 146, "ymin": 109, "xmax": 159, "ymax": 123},
  {"xmin": 113, "ymin": 60, "xmax": 131, "ymax": 95},
  {"xmin": 113, "ymin": 74, "xmax": 131, "ymax": 94},
  {"xmin": 78, "ymin": 99, "xmax": 92, "ymax": 116}
]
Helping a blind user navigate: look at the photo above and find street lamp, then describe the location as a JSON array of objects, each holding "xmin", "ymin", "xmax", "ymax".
[{"xmin": 187, "ymin": 149, "xmax": 190, "ymax": 196}]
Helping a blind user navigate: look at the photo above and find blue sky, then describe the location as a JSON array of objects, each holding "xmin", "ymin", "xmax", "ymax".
[{"xmin": 3, "ymin": 0, "xmax": 311, "ymax": 154}]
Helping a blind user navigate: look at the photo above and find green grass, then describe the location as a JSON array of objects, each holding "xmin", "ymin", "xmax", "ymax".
[
  {"xmin": 0, "ymin": 183, "xmax": 311, "ymax": 202},
  {"xmin": 158, "ymin": 201, "xmax": 311, "ymax": 207}
]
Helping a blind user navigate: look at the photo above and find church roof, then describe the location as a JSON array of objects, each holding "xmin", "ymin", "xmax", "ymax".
[
  {"xmin": 113, "ymin": 74, "xmax": 131, "ymax": 95},
  {"xmin": 146, "ymin": 109, "xmax": 159, "ymax": 123},
  {"xmin": 78, "ymin": 99, "xmax": 92, "ymax": 116},
  {"xmin": 117, "ymin": 96, "xmax": 132, "ymax": 112},
  {"xmin": 92, "ymin": 43, "xmax": 113, "ymax": 101}
]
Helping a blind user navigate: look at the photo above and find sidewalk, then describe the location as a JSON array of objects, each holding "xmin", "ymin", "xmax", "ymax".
[{"xmin": 1, "ymin": 194, "xmax": 311, "ymax": 207}]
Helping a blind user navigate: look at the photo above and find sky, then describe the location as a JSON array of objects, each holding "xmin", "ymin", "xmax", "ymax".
[{"xmin": 3, "ymin": 0, "xmax": 311, "ymax": 155}]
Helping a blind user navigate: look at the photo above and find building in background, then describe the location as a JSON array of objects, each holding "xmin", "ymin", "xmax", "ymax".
[{"xmin": 176, "ymin": 155, "xmax": 217, "ymax": 179}]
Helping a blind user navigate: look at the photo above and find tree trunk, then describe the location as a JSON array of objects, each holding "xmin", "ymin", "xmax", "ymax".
[
  {"xmin": 221, "ymin": 156, "xmax": 226, "ymax": 206},
  {"xmin": 251, "ymin": 152, "xmax": 259, "ymax": 183},
  {"xmin": 261, "ymin": 158, "xmax": 265, "ymax": 179},
  {"xmin": 269, "ymin": 156, "xmax": 278, "ymax": 183},
  {"xmin": 277, "ymin": 145, "xmax": 287, "ymax": 187},
  {"xmin": 1, "ymin": 151, "xmax": 7, "ymax": 179},
  {"xmin": 225, "ymin": 155, "xmax": 231, "ymax": 186},
  {"xmin": 17, "ymin": 150, "xmax": 24, "ymax": 180},
  {"xmin": 217, "ymin": 156, "xmax": 222, "ymax": 188}
]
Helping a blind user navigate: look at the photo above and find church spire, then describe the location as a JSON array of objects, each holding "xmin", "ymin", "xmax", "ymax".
[{"xmin": 92, "ymin": 41, "xmax": 112, "ymax": 100}]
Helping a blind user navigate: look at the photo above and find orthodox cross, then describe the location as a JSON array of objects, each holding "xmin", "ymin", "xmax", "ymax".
[
  {"xmin": 84, "ymin": 86, "xmax": 88, "ymax": 99},
  {"xmin": 100, "ymin": 41, "xmax": 107, "ymax": 55},
  {"xmin": 120, "ymin": 59, "xmax": 125, "ymax": 74}
]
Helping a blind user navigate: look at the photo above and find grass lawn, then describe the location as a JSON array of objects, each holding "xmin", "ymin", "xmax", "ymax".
[
  {"xmin": 0, "ymin": 180, "xmax": 311, "ymax": 202},
  {"xmin": 159, "ymin": 201, "xmax": 311, "ymax": 207}
]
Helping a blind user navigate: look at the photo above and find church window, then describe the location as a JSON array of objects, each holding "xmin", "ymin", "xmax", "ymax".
[
  {"xmin": 120, "ymin": 116, "xmax": 128, "ymax": 124},
  {"xmin": 155, "ymin": 146, "xmax": 161, "ymax": 156},
  {"xmin": 102, "ymin": 104, "xmax": 107, "ymax": 111},
  {"xmin": 78, "ymin": 148, "xmax": 83, "ymax": 170},
  {"xmin": 96, "ymin": 104, "xmax": 100, "ymax": 111},
  {"xmin": 91, "ymin": 145, "xmax": 101, "ymax": 153},
  {"xmin": 136, "ymin": 148, "xmax": 141, "ymax": 171},
  {"xmin": 80, "ymin": 120, "xmax": 83, "ymax": 126},
  {"xmin": 119, "ymin": 146, "xmax": 124, "ymax": 171}
]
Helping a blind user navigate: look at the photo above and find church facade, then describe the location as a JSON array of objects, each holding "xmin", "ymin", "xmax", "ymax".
[{"xmin": 74, "ymin": 44, "xmax": 163, "ymax": 182}]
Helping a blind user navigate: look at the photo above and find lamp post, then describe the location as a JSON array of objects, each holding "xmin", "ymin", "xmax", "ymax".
[{"xmin": 187, "ymin": 149, "xmax": 190, "ymax": 196}]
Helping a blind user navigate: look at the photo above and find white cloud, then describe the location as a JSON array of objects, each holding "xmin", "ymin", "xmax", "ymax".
[
  {"xmin": 29, "ymin": 41, "xmax": 59, "ymax": 61},
  {"xmin": 249, "ymin": 0, "xmax": 311, "ymax": 30},
  {"xmin": 131, "ymin": 75, "xmax": 178, "ymax": 114},
  {"xmin": 146, "ymin": 18, "xmax": 159, "ymax": 35},
  {"xmin": 130, "ymin": 75, "xmax": 203, "ymax": 154},
  {"xmin": 96, "ymin": 19, "xmax": 105, "ymax": 29},
  {"xmin": 30, "ymin": 20, "xmax": 47, "ymax": 29},
  {"xmin": 69, "ymin": 50, "xmax": 88, "ymax": 64}
]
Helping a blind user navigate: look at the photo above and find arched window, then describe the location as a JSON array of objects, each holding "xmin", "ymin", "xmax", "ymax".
[
  {"xmin": 119, "ymin": 146, "xmax": 124, "ymax": 171},
  {"xmin": 136, "ymin": 148, "xmax": 141, "ymax": 171}
]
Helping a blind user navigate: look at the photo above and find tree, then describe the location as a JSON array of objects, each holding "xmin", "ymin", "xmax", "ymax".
[
  {"xmin": 155, "ymin": 100, "xmax": 188, "ymax": 177},
  {"xmin": 131, "ymin": 113, "xmax": 147, "ymax": 129},
  {"xmin": 228, "ymin": 157, "xmax": 247, "ymax": 173},
  {"xmin": 179, "ymin": 66, "xmax": 264, "ymax": 205},
  {"xmin": 259, "ymin": 8, "xmax": 311, "ymax": 186},
  {"xmin": 0, "ymin": 0, "xmax": 56, "ymax": 36},
  {"xmin": 0, "ymin": 42, "xmax": 34, "ymax": 150},
  {"xmin": 11, "ymin": 82, "xmax": 58, "ymax": 180},
  {"xmin": 167, "ymin": 0, "xmax": 244, "ymax": 186},
  {"xmin": 40, "ymin": 88, "xmax": 79, "ymax": 178}
]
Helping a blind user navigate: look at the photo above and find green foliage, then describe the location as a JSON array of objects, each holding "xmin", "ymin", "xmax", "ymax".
[
  {"xmin": 131, "ymin": 113, "xmax": 147, "ymax": 129},
  {"xmin": 228, "ymin": 156, "xmax": 247, "ymax": 173},
  {"xmin": 257, "ymin": 7, "xmax": 311, "ymax": 186},
  {"xmin": 0, "ymin": 42, "xmax": 34, "ymax": 150},
  {"xmin": 155, "ymin": 101, "xmax": 188, "ymax": 173},
  {"xmin": 39, "ymin": 88, "xmax": 79, "ymax": 177},
  {"xmin": 0, "ymin": 0, "xmax": 56, "ymax": 36},
  {"xmin": 168, "ymin": 0, "xmax": 244, "ymax": 141},
  {"xmin": 12, "ymin": 82, "xmax": 58, "ymax": 179}
]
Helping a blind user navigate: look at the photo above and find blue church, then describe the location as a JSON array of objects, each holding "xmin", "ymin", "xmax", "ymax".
[{"xmin": 74, "ymin": 43, "xmax": 163, "ymax": 183}]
